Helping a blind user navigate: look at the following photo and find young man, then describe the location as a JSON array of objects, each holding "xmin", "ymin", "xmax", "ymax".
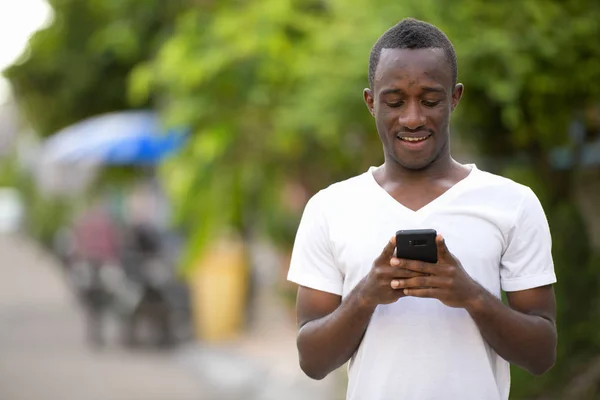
[{"xmin": 287, "ymin": 18, "xmax": 557, "ymax": 400}]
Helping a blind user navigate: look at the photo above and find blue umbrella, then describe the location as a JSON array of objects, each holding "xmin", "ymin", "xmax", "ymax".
[{"xmin": 42, "ymin": 110, "xmax": 188, "ymax": 165}]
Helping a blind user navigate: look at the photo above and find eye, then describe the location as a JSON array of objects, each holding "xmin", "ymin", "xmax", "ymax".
[
  {"xmin": 422, "ymin": 100, "xmax": 441, "ymax": 107},
  {"xmin": 386, "ymin": 101, "xmax": 404, "ymax": 108}
]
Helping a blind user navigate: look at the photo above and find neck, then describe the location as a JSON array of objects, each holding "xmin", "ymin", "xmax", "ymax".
[{"xmin": 381, "ymin": 152, "xmax": 461, "ymax": 185}]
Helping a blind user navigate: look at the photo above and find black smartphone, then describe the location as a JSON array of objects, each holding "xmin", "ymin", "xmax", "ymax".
[{"xmin": 395, "ymin": 229, "xmax": 438, "ymax": 263}]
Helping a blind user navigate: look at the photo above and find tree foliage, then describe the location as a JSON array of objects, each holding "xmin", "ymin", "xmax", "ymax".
[
  {"xmin": 4, "ymin": 0, "xmax": 187, "ymax": 136},
  {"xmin": 4, "ymin": 0, "xmax": 600, "ymax": 397}
]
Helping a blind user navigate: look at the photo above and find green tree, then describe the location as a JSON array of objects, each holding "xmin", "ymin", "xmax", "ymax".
[
  {"xmin": 143, "ymin": 1, "xmax": 600, "ymax": 397},
  {"xmin": 5, "ymin": 0, "xmax": 600, "ymax": 397},
  {"xmin": 4, "ymin": 0, "xmax": 187, "ymax": 136},
  {"xmin": 3, "ymin": 0, "xmax": 189, "ymax": 242},
  {"xmin": 441, "ymin": 3, "xmax": 600, "ymax": 397},
  {"xmin": 134, "ymin": 0, "xmax": 385, "ymax": 268}
]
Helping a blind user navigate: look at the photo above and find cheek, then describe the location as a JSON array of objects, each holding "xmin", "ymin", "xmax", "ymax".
[
  {"xmin": 429, "ymin": 110, "xmax": 450, "ymax": 130},
  {"xmin": 377, "ymin": 108, "xmax": 398, "ymax": 127}
]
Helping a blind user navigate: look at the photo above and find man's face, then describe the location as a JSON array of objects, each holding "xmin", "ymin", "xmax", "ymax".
[{"xmin": 364, "ymin": 48, "xmax": 463, "ymax": 171}]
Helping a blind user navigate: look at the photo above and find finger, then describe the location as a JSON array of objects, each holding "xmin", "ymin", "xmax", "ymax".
[
  {"xmin": 403, "ymin": 287, "xmax": 439, "ymax": 298},
  {"xmin": 390, "ymin": 268, "xmax": 427, "ymax": 279},
  {"xmin": 375, "ymin": 236, "xmax": 396, "ymax": 264},
  {"xmin": 377, "ymin": 266, "xmax": 420, "ymax": 281},
  {"xmin": 391, "ymin": 276, "xmax": 447, "ymax": 289},
  {"xmin": 390, "ymin": 257, "xmax": 410, "ymax": 268},
  {"xmin": 436, "ymin": 234, "xmax": 453, "ymax": 263},
  {"xmin": 390, "ymin": 257, "xmax": 430, "ymax": 273},
  {"xmin": 398, "ymin": 259, "xmax": 439, "ymax": 275}
]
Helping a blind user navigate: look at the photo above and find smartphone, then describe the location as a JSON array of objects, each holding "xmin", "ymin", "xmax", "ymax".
[{"xmin": 395, "ymin": 229, "xmax": 438, "ymax": 263}]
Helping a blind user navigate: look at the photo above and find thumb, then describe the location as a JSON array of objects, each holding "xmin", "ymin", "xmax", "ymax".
[
  {"xmin": 375, "ymin": 235, "xmax": 396, "ymax": 264},
  {"xmin": 435, "ymin": 234, "xmax": 452, "ymax": 262}
]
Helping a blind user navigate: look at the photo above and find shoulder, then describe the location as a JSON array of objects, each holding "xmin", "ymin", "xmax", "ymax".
[
  {"xmin": 470, "ymin": 167, "xmax": 545, "ymax": 218},
  {"xmin": 308, "ymin": 171, "xmax": 371, "ymax": 208},
  {"xmin": 472, "ymin": 168, "xmax": 527, "ymax": 191},
  {"xmin": 472, "ymin": 167, "xmax": 537, "ymax": 201},
  {"xmin": 298, "ymin": 171, "xmax": 373, "ymax": 229}
]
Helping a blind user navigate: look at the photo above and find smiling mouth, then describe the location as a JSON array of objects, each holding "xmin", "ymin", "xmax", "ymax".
[{"xmin": 397, "ymin": 133, "xmax": 432, "ymax": 142}]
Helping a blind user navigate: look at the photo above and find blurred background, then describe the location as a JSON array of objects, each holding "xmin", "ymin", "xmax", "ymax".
[{"xmin": 0, "ymin": 0, "xmax": 599, "ymax": 399}]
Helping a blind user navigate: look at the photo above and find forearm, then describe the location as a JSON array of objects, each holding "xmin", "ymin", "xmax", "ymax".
[
  {"xmin": 467, "ymin": 289, "xmax": 557, "ymax": 375},
  {"xmin": 297, "ymin": 284, "xmax": 376, "ymax": 380}
]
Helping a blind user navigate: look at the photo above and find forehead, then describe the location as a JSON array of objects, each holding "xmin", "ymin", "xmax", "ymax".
[{"xmin": 374, "ymin": 48, "xmax": 452, "ymax": 91}]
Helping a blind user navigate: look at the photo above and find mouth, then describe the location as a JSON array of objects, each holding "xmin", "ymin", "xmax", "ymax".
[{"xmin": 396, "ymin": 133, "xmax": 433, "ymax": 142}]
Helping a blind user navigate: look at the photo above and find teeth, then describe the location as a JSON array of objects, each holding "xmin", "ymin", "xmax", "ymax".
[{"xmin": 400, "ymin": 136, "xmax": 428, "ymax": 142}]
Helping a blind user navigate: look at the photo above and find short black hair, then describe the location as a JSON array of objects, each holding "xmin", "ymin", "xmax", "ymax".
[{"xmin": 368, "ymin": 18, "xmax": 457, "ymax": 89}]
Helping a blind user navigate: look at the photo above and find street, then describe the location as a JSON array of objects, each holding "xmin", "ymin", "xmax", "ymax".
[
  {"xmin": 0, "ymin": 233, "xmax": 212, "ymax": 400},
  {"xmin": 0, "ymin": 233, "xmax": 341, "ymax": 400}
]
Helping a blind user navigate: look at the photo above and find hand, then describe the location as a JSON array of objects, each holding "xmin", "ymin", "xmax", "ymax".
[
  {"xmin": 358, "ymin": 236, "xmax": 428, "ymax": 309},
  {"xmin": 390, "ymin": 235, "xmax": 483, "ymax": 309}
]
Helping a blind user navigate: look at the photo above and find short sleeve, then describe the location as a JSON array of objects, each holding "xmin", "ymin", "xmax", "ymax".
[
  {"xmin": 500, "ymin": 188, "xmax": 557, "ymax": 292},
  {"xmin": 287, "ymin": 191, "xmax": 343, "ymax": 295}
]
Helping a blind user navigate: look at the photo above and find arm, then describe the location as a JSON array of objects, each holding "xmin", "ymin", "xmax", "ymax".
[
  {"xmin": 295, "ymin": 236, "xmax": 425, "ymax": 380},
  {"xmin": 295, "ymin": 285, "xmax": 375, "ymax": 380},
  {"xmin": 467, "ymin": 189, "xmax": 557, "ymax": 374},
  {"xmin": 466, "ymin": 284, "xmax": 556, "ymax": 375},
  {"xmin": 394, "ymin": 235, "xmax": 557, "ymax": 375}
]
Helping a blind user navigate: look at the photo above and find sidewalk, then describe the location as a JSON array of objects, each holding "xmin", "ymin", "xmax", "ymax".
[
  {"xmin": 0, "ymin": 233, "xmax": 344, "ymax": 400},
  {"xmin": 173, "ymin": 279, "xmax": 345, "ymax": 400},
  {"xmin": 0, "ymin": 233, "xmax": 214, "ymax": 400}
]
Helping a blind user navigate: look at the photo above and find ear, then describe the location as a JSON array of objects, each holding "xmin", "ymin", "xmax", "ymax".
[
  {"xmin": 364, "ymin": 88, "xmax": 375, "ymax": 117},
  {"xmin": 451, "ymin": 83, "xmax": 464, "ymax": 112}
]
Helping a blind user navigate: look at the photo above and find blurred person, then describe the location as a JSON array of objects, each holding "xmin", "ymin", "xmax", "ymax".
[
  {"xmin": 120, "ymin": 220, "xmax": 176, "ymax": 348},
  {"xmin": 287, "ymin": 18, "xmax": 557, "ymax": 400},
  {"xmin": 71, "ymin": 199, "xmax": 120, "ymax": 347},
  {"xmin": 120, "ymin": 183, "xmax": 177, "ymax": 348},
  {"xmin": 52, "ymin": 225, "xmax": 76, "ymax": 269},
  {"xmin": 126, "ymin": 180, "xmax": 168, "ymax": 229}
]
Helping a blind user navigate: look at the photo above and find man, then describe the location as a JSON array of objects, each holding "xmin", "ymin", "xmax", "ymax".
[
  {"xmin": 287, "ymin": 18, "xmax": 557, "ymax": 400},
  {"xmin": 72, "ymin": 201, "xmax": 120, "ymax": 347}
]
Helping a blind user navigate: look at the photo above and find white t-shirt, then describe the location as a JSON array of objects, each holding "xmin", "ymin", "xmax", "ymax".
[{"xmin": 287, "ymin": 164, "xmax": 556, "ymax": 400}]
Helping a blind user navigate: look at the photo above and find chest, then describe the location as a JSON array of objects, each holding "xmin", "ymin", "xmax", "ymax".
[
  {"xmin": 328, "ymin": 204, "xmax": 507, "ymax": 298},
  {"xmin": 387, "ymin": 185, "xmax": 452, "ymax": 212}
]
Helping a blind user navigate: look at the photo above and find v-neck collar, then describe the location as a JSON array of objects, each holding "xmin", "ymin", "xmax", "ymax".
[{"xmin": 365, "ymin": 164, "xmax": 478, "ymax": 217}]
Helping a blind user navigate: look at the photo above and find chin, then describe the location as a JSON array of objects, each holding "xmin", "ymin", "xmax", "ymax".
[
  {"xmin": 393, "ymin": 154, "xmax": 436, "ymax": 171},
  {"xmin": 398, "ymin": 161, "xmax": 433, "ymax": 171}
]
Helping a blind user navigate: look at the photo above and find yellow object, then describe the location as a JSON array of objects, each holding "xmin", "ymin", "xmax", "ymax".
[{"xmin": 189, "ymin": 236, "xmax": 248, "ymax": 342}]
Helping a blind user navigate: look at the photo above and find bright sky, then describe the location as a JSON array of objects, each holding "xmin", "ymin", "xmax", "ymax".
[{"xmin": 0, "ymin": 0, "xmax": 53, "ymax": 104}]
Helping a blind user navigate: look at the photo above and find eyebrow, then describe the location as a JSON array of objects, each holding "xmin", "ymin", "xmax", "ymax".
[{"xmin": 380, "ymin": 86, "xmax": 446, "ymax": 96}]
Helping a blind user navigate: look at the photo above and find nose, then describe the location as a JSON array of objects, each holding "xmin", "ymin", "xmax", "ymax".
[{"xmin": 398, "ymin": 100, "xmax": 426, "ymax": 130}]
